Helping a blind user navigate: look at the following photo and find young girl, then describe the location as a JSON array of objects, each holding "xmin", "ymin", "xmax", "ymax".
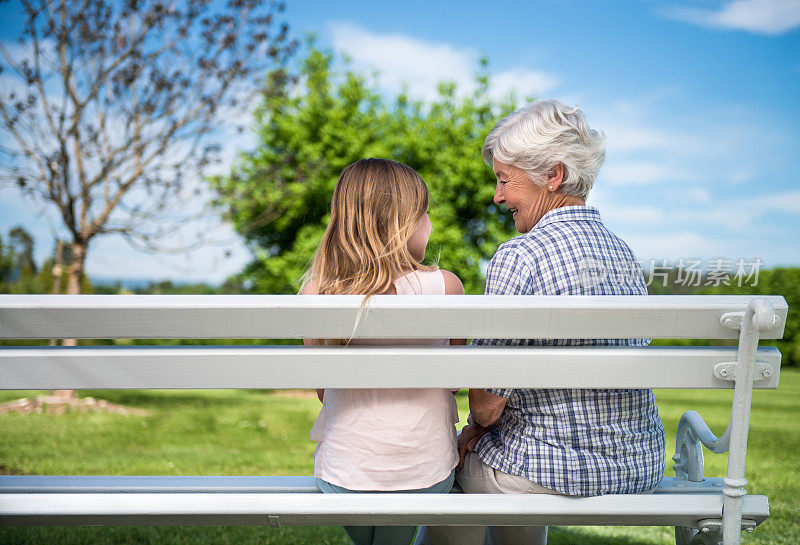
[{"xmin": 301, "ymin": 158, "xmax": 465, "ymax": 545}]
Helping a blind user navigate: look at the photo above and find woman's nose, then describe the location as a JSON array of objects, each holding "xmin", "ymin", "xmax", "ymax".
[{"xmin": 493, "ymin": 183, "xmax": 504, "ymax": 205}]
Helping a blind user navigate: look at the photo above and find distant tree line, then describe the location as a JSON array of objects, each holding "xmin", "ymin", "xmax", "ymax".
[
  {"xmin": 0, "ymin": 226, "xmax": 90, "ymax": 294},
  {"xmin": 0, "ymin": 226, "xmax": 247, "ymax": 296}
]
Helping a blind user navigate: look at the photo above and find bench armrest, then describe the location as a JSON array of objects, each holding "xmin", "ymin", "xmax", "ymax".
[{"xmin": 673, "ymin": 410, "xmax": 730, "ymax": 482}]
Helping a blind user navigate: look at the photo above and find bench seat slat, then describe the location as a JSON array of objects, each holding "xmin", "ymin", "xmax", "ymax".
[
  {"xmin": 0, "ymin": 492, "xmax": 769, "ymax": 527},
  {"xmin": 0, "ymin": 345, "xmax": 781, "ymax": 389},
  {"xmin": 0, "ymin": 476, "xmax": 726, "ymax": 495},
  {"xmin": 0, "ymin": 295, "xmax": 787, "ymax": 340},
  {"xmin": 0, "ymin": 476, "xmax": 321, "ymax": 494}
]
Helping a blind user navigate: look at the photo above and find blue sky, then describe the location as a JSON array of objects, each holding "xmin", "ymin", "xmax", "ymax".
[{"xmin": 1, "ymin": 0, "xmax": 799, "ymax": 284}]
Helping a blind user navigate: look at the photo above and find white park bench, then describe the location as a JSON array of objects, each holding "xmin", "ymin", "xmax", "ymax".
[{"xmin": 0, "ymin": 293, "xmax": 788, "ymax": 545}]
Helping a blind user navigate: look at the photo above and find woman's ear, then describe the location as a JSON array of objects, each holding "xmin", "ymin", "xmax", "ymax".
[{"xmin": 547, "ymin": 163, "xmax": 564, "ymax": 191}]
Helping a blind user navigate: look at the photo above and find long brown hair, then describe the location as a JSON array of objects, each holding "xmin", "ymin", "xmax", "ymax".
[{"xmin": 302, "ymin": 158, "xmax": 434, "ymax": 297}]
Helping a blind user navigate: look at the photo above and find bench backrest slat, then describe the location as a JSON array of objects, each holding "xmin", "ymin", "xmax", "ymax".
[
  {"xmin": 0, "ymin": 295, "xmax": 788, "ymax": 340},
  {"xmin": 0, "ymin": 345, "xmax": 781, "ymax": 390}
]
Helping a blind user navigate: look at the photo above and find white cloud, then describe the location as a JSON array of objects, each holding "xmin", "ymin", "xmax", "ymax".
[
  {"xmin": 603, "ymin": 125, "xmax": 674, "ymax": 154},
  {"xmin": 625, "ymin": 231, "xmax": 721, "ymax": 260},
  {"xmin": 597, "ymin": 203, "xmax": 667, "ymax": 224},
  {"xmin": 592, "ymin": 97, "xmax": 707, "ymax": 156},
  {"xmin": 685, "ymin": 188, "xmax": 713, "ymax": 204},
  {"xmin": 86, "ymin": 218, "xmax": 251, "ymax": 284},
  {"xmin": 670, "ymin": 188, "xmax": 800, "ymax": 230},
  {"xmin": 663, "ymin": 0, "xmax": 800, "ymax": 36},
  {"xmin": 600, "ymin": 160, "xmax": 694, "ymax": 186},
  {"xmin": 491, "ymin": 69, "xmax": 560, "ymax": 101},
  {"xmin": 330, "ymin": 22, "xmax": 473, "ymax": 97},
  {"xmin": 328, "ymin": 22, "xmax": 558, "ymax": 102},
  {"xmin": 585, "ymin": 95, "xmax": 785, "ymax": 199},
  {"xmin": 741, "ymin": 188, "xmax": 800, "ymax": 214},
  {"xmin": 600, "ymin": 187, "xmax": 800, "ymax": 245}
]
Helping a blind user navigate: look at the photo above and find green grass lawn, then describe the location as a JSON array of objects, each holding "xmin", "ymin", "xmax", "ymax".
[{"xmin": 1, "ymin": 371, "xmax": 798, "ymax": 545}]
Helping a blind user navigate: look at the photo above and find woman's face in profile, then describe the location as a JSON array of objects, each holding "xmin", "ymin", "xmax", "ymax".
[{"xmin": 492, "ymin": 160, "xmax": 548, "ymax": 233}]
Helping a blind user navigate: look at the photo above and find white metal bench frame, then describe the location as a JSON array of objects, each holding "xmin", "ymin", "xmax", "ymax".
[{"xmin": 0, "ymin": 294, "xmax": 788, "ymax": 545}]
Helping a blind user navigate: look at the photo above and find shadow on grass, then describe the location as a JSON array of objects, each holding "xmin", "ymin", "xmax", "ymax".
[
  {"xmin": 0, "ymin": 526, "xmax": 350, "ymax": 545},
  {"xmin": 548, "ymin": 526, "xmax": 671, "ymax": 545}
]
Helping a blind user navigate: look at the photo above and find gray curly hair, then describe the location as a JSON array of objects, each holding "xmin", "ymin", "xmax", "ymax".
[{"xmin": 482, "ymin": 99, "xmax": 606, "ymax": 200}]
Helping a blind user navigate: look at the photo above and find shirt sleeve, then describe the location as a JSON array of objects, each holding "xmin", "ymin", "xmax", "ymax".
[
  {"xmin": 472, "ymin": 244, "xmax": 535, "ymax": 399},
  {"xmin": 482, "ymin": 243, "xmax": 535, "ymax": 297}
]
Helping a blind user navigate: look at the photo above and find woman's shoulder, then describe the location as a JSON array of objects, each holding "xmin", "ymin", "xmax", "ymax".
[{"xmin": 491, "ymin": 235, "xmax": 542, "ymax": 266}]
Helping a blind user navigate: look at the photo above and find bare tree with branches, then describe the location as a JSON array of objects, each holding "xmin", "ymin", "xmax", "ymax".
[
  {"xmin": 0, "ymin": 0, "xmax": 296, "ymax": 290},
  {"xmin": 0, "ymin": 0, "xmax": 296, "ymax": 405}
]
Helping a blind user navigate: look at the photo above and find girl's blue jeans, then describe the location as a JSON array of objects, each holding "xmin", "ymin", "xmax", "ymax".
[{"xmin": 315, "ymin": 470, "xmax": 455, "ymax": 545}]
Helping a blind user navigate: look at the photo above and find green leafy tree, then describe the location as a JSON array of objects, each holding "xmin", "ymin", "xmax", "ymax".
[
  {"xmin": 0, "ymin": 226, "xmax": 37, "ymax": 292},
  {"xmin": 0, "ymin": 234, "xmax": 15, "ymax": 291},
  {"xmin": 8, "ymin": 227, "xmax": 36, "ymax": 276},
  {"xmin": 210, "ymin": 47, "xmax": 518, "ymax": 295}
]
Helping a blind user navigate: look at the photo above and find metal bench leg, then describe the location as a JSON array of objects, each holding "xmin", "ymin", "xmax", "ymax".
[
  {"xmin": 719, "ymin": 299, "xmax": 774, "ymax": 545},
  {"xmin": 673, "ymin": 298, "xmax": 777, "ymax": 545}
]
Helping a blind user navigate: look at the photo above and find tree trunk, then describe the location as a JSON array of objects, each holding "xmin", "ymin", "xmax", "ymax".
[
  {"xmin": 53, "ymin": 241, "xmax": 88, "ymax": 400},
  {"xmin": 65, "ymin": 241, "xmax": 86, "ymax": 297},
  {"xmin": 49, "ymin": 240, "xmax": 64, "ymax": 348},
  {"xmin": 0, "ymin": 239, "xmax": 146, "ymax": 415}
]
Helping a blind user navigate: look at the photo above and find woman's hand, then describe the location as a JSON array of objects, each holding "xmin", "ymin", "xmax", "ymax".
[
  {"xmin": 469, "ymin": 388, "xmax": 508, "ymax": 427},
  {"xmin": 456, "ymin": 422, "xmax": 489, "ymax": 471}
]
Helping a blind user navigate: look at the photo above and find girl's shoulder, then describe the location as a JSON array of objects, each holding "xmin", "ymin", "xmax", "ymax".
[
  {"xmin": 299, "ymin": 280, "xmax": 319, "ymax": 295},
  {"xmin": 437, "ymin": 268, "xmax": 464, "ymax": 295}
]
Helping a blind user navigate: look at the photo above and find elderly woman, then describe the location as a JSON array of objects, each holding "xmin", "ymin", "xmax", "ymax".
[{"xmin": 422, "ymin": 100, "xmax": 666, "ymax": 545}]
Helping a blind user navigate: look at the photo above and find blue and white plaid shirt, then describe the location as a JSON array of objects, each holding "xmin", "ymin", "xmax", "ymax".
[{"xmin": 473, "ymin": 205, "xmax": 666, "ymax": 496}]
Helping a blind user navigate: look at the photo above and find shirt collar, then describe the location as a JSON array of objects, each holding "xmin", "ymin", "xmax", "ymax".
[{"xmin": 532, "ymin": 205, "xmax": 602, "ymax": 230}]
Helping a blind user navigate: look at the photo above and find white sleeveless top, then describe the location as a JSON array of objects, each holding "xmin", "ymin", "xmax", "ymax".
[{"xmin": 309, "ymin": 268, "xmax": 459, "ymax": 490}]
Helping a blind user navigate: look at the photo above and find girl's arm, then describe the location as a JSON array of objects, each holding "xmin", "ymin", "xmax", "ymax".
[
  {"xmin": 442, "ymin": 269, "xmax": 466, "ymax": 394},
  {"xmin": 441, "ymin": 269, "xmax": 467, "ymax": 346},
  {"xmin": 300, "ymin": 281, "xmax": 324, "ymax": 402}
]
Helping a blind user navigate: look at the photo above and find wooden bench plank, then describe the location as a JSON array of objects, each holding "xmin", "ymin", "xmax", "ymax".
[
  {"xmin": 0, "ymin": 492, "xmax": 769, "ymax": 527},
  {"xmin": 0, "ymin": 295, "xmax": 787, "ymax": 340},
  {"xmin": 0, "ymin": 345, "xmax": 781, "ymax": 389}
]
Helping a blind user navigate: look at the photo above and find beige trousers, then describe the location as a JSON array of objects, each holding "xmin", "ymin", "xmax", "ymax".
[{"xmin": 415, "ymin": 452, "xmax": 560, "ymax": 545}]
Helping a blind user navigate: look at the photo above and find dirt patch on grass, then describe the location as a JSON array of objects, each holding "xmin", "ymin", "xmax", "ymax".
[
  {"xmin": 0, "ymin": 395, "xmax": 149, "ymax": 416},
  {"xmin": 273, "ymin": 390, "xmax": 319, "ymax": 399}
]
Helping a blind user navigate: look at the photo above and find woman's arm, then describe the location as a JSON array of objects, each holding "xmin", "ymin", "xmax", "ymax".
[
  {"xmin": 300, "ymin": 281, "xmax": 324, "ymax": 402},
  {"xmin": 465, "ymin": 245, "xmax": 531, "ymax": 429},
  {"xmin": 441, "ymin": 269, "xmax": 467, "ymax": 346}
]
